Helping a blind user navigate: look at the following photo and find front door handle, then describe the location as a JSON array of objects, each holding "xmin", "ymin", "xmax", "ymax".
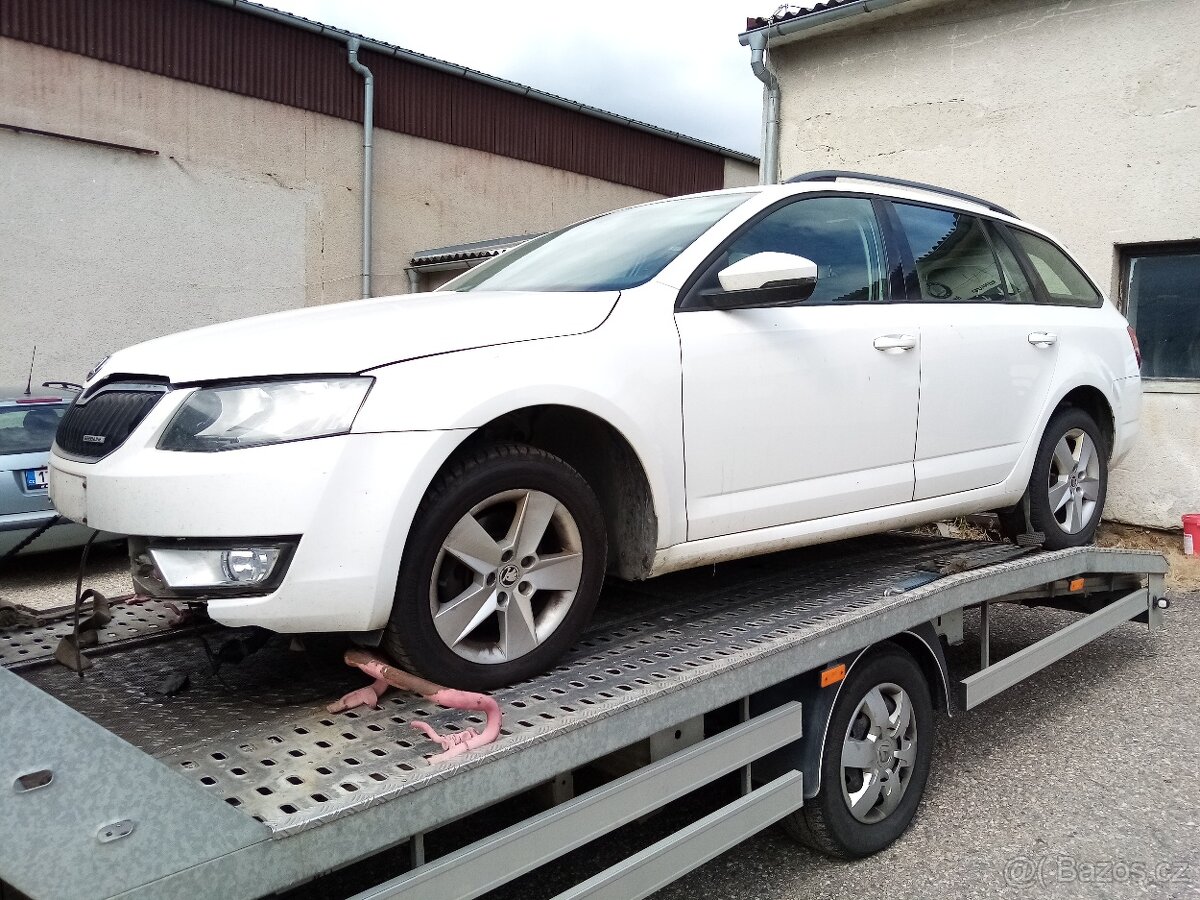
[
  {"xmin": 873, "ymin": 334, "xmax": 918, "ymax": 352},
  {"xmin": 1028, "ymin": 331, "xmax": 1058, "ymax": 347}
]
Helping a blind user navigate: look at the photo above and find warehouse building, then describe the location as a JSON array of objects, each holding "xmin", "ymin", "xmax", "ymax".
[{"xmin": 0, "ymin": 0, "xmax": 757, "ymax": 385}]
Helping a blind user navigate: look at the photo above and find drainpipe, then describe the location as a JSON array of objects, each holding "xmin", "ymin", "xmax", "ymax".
[
  {"xmin": 347, "ymin": 39, "xmax": 374, "ymax": 299},
  {"xmin": 748, "ymin": 31, "xmax": 780, "ymax": 186},
  {"xmin": 741, "ymin": 0, "xmax": 919, "ymax": 185},
  {"xmin": 406, "ymin": 267, "xmax": 421, "ymax": 295}
]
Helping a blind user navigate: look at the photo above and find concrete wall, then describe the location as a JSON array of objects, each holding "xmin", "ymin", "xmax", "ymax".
[
  {"xmin": 0, "ymin": 36, "xmax": 756, "ymax": 387},
  {"xmin": 768, "ymin": 0, "xmax": 1200, "ymax": 529}
]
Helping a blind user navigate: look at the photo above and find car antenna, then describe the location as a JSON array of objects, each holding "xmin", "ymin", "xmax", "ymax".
[{"xmin": 24, "ymin": 346, "xmax": 36, "ymax": 396}]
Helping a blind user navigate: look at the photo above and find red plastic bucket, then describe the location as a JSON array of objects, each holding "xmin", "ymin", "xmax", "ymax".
[{"xmin": 1184, "ymin": 514, "xmax": 1200, "ymax": 556}]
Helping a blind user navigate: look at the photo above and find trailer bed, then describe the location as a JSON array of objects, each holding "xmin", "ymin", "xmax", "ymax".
[{"xmin": 0, "ymin": 534, "xmax": 1168, "ymax": 899}]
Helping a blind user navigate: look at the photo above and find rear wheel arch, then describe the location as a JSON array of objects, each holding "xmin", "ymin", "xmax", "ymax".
[{"xmin": 1055, "ymin": 385, "xmax": 1115, "ymax": 452}]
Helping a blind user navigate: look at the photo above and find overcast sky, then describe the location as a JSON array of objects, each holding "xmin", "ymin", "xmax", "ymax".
[{"xmin": 266, "ymin": 0, "xmax": 765, "ymax": 156}]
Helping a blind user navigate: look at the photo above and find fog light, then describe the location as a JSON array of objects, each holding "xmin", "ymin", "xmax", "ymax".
[
  {"xmin": 150, "ymin": 546, "xmax": 285, "ymax": 589},
  {"xmin": 222, "ymin": 549, "xmax": 279, "ymax": 583}
]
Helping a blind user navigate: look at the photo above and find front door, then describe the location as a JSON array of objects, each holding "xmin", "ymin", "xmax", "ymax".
[{"xmin": 676, "ymin": 195, "xmax": 921, "ymax": 541}]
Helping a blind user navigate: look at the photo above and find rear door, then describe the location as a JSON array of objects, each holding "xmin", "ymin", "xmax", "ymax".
[{"xmin": 886, "ymin": 202, "xmax": 1059, "ymax": 500}]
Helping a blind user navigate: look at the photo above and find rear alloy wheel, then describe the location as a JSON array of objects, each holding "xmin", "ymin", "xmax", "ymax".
[
  {"xmin": 1025, "ymin": 407, "xmax": 1108, "ymax": 550},
  {"xmin": 384, "ymin": 444, "xmax": 606, "ymax": 690},
  {"xmin": 782, "ymin": 645, "xmax": 933, "ymax": 858}
]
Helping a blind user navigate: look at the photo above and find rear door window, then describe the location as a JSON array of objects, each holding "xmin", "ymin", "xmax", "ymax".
[{"xmin": 891, "ymin": 202, "xmax": 1030, "ymax": 302}]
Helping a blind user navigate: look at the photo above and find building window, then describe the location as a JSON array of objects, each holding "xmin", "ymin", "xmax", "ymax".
[{"xmin": 1121, "ymin": 243, "xmax": 1200, "ymax": 380}]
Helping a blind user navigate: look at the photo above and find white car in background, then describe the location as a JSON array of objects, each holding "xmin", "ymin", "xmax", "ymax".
[{"xmin": 48, "ymin": 172, "xmax": 1141, "ymax": 689}]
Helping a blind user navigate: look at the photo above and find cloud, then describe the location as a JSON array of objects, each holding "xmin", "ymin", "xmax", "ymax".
[{"xmin": 266, "ymin": 0, "xmax": 762, "ymax": 155}]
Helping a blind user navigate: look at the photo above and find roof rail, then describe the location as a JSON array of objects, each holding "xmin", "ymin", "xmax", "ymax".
[{"xmin": 785, "ymin": 170, "xmax": 1019, "ymax": 219}]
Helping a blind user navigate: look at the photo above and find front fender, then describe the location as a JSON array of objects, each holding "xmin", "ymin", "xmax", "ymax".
[{"xmin": 352, "ymin": 309, "xmax": 686, "ymax": 550}]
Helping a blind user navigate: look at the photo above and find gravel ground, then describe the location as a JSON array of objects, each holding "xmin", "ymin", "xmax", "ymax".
[
  {"xmin": 0, "ymin": 541, "xmax": 131, "ymax": 612},
  {"xmin": 5, "ymin": 549, "xmax": 1197, "ymax": 899}
]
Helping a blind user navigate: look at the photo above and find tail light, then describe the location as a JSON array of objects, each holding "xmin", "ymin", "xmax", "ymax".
[{"xmin": 1127, "ymin": 325, "xmax": 1142, "ymax": 369}]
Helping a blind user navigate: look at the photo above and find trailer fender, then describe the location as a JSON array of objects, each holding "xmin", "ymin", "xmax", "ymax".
[{"xmin": 750, "ymin": 625, "xmax": 951, "ymax": 799}]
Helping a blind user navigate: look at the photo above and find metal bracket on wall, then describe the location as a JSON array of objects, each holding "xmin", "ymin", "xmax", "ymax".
[{"xmin": 0, "ymin": 122, "xmax": 157, "ymax": 156}]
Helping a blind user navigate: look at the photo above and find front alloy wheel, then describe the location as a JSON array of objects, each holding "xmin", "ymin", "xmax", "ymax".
[
  {"xmin": 431, "ymin": 489, "xmax": 584, "ymax": 665},
  {"xmin": 384, "ymin": 444, "xmax": 607, "ymax": 690}
]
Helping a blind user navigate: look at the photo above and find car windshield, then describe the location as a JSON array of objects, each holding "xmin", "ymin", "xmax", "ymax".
[
  {"xmin": 0, "ymin": 404, "xmax": 68, "ymax": 454},
  {"xmin": 452, "ymin": 192, "xmax": 752, "ymax": 293}
]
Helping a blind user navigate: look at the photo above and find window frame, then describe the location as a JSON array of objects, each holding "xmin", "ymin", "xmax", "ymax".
[
  {"xmin": 675, "ymin": 191, "xmax": 902, "ymax": 311},
  {"xmin": 1118, "ymin": 240, "xmax": 1200, "ymax": 388}
]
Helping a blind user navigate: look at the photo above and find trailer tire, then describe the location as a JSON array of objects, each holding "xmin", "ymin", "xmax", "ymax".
[{"xmin": 782, "ymin": 644, "xmax": 933, "ymax": 858}]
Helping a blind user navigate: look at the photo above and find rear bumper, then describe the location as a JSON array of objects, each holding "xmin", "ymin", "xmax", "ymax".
[
  {"xmin": 1110, "ymin": 375, "xmax": 1142, "ymax": 467},
  {"xmin": 0, "ymin": 514, "xmax": 110, "ymax": 556},
  {"xmin": 0, "ymin": 509, "xmax": 58, "ymax": 534}
]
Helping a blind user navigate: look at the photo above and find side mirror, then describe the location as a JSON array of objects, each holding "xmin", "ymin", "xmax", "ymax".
[{"xmin": 701, "ymin": 252, "xmax": 819, "ymax": 310}]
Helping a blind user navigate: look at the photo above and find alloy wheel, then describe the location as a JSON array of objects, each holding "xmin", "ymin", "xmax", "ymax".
[
  {"xmin": 429, "ymin": 489, "xmax": 584, "ymax": 665},
  {"xmin": 1047, "ymin": 427, "xmax": 1101, "ymax": 534}
]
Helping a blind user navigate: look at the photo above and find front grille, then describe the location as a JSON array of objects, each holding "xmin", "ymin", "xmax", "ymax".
[{"xmin": 55, "ymin": 384, "xmax": 167, "ymax": 461}]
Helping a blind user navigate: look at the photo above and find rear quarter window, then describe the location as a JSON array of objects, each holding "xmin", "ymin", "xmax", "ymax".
[{"xmin": 1007, "ymin": 229, "xmax": 1102, "ymax": 307}]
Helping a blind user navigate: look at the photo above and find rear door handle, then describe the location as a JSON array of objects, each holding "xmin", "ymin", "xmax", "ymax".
[
  {"xmin": 1028, "ymin": 331, "xmax": 1058, "ymax": 347},
  {"xmin": 873, "ymin": 334, "xmax": 918, "ymax": 352}
]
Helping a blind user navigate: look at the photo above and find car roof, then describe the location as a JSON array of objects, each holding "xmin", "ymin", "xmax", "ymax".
[{"xmin": 0, "ymin": 385, "xmax": 78, "ymax": 406}]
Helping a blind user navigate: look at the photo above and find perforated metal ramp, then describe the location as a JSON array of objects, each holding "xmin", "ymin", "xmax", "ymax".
[
  {"xmin": 0, "ymin": 534, "xmax": 1167, "ymax": 900},
  {"xmin": 4, "ymin": 535, "xmax": 1071, "ymax": 834}
]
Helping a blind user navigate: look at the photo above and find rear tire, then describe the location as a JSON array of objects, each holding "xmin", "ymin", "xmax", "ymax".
[
  {"xmin": 1024, "ymin": 407, "xmax": 1108, "ymax": 550},
  {"xmin": 782, "ymin": 645, "xmax": 933, "ymax": 858},
  {"xmin": 383, "ymin": 443, "xmax": 607, "ymax": 690}
]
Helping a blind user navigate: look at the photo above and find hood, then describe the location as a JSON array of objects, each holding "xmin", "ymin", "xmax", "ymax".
[{"xmin": 97, "ymin": 290, "xmax": 619, "ymax": 384}]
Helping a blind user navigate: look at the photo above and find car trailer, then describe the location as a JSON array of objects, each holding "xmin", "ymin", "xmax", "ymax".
[{"xmin": 0, "ymin": 533, "xmax": 1169, "ymax": 900}]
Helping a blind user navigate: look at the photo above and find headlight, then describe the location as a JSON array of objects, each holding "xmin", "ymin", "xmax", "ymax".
[{"xmin": 159, "ymin": 378, "xmax": 373, "ymax": 451}]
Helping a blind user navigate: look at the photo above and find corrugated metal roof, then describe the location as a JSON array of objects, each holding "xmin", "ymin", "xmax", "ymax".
[
  {"xmin": 745, "ymin": 1, "xmax": 863, "ymax": 30},
  {"xmin": 1, "ymin": 0, "xmax": 753, "ymax": 196},
  {"xmin": 411, "ymin": 234, "xmax": 540, "ymax": 268}
]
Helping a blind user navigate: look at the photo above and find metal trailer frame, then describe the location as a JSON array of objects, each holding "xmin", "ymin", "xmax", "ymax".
[{"xmin": 0, "ymin": 536, "xmax": 1169, "ymax": 900}]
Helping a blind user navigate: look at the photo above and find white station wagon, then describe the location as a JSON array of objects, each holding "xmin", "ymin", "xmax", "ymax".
[{"xmin": 49, "ymin": 172, "xmax": 1142, "ymax": 689}]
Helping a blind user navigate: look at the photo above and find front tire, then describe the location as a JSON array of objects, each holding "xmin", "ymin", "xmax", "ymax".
[
  {"xmin": 383, "ymin": 443, "xmax": 607, "ymax": 691},
  {"xmin": 782, "ymin": 645, "xmax": 934, "ymax": 858}
]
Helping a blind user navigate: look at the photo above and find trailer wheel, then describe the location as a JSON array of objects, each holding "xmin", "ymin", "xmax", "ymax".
[
  {"xmin": 383, "ymin": 443, "xmax": 607, "ymax": 691},
  {"xmin": 783, "ymin": 644, "xmax": 933, "ymax": 858}
]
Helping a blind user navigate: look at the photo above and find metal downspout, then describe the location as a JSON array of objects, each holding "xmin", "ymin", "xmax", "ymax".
[
  {"xmin": 406, "ymin": 268, "xmax": 421, "ymax": 294},
  {"xmin": 347, "ymin": 39, "xmax": 374, "ymax": 299},
  {"xmin": 748, "ymin": 31, "xmax": 780, "ymax": 185}
]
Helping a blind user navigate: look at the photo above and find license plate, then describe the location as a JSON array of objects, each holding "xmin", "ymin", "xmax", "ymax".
[{"xmin": 24, "ymin": 467, "xmax": 49, "ymax": 490}]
